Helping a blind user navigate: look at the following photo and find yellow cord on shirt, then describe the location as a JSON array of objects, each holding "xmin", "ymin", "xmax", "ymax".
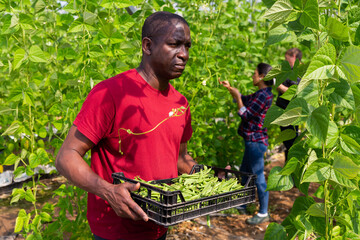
[{"xmin": 118, "ymin": 105, "xmax": 189, "ymax": 154}]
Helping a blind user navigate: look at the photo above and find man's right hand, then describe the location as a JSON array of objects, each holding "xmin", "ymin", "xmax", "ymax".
[{"xmin": 104, "ymin": 182, "xmax": 149, "ymax": 222}]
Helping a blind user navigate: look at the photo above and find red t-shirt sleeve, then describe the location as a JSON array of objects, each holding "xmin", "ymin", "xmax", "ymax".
[
  {"xmin": 73, "ymin": 81, "xmax": 115, "ymax": 145},
  {"xmin": 180, "ymin": 105, "xmax": 192, "ymax": 143}
]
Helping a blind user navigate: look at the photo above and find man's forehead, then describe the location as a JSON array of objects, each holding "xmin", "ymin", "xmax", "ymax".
[
  {"xmin": 172, "ymin": 25, "xmax": 190, "ymax": 38},
  {"xmin": 157, "ymin": 22, "xmax": 190, "ymax": 41}
]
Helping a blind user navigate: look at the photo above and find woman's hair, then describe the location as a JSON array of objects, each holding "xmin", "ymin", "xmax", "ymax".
[{"xmin": 257, "ymin": 63, "xmax": 274, "ymax": 86}]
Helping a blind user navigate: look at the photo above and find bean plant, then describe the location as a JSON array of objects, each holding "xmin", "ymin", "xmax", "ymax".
[
  {"xmin": 0, "ymin": 0, "xmax": 347, "ymax": 239},
  {"xmin": 261, "ymin": 0, "xmax": 360, "ymax": 239}
]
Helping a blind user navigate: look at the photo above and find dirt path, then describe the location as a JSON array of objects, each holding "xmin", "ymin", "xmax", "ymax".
[{"xmin": 0, "ymin": 151, "xmax": 317, "ymax": 239}]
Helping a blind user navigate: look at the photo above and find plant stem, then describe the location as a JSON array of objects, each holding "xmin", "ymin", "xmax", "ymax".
[{"xmin": 324, "ymin": 179, "xmax": 328, "ymax": 239}]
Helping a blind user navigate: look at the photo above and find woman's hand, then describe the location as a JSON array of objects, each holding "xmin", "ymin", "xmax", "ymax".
[
  {"xmin": 218, "ymin": 78, "xmax": 231, "ymax": 89},
  {"xmin": 219, "ymin": 78, "xmax": 242, "ymax": 106},
  {"xmin": 228, "ymin": 87, "xmax": 241, "ymax": 100}
]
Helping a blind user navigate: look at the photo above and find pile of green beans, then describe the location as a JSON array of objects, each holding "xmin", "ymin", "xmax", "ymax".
[{"xmin": 134, "ymin": 166, "xmax": 244, "ymax": 203}]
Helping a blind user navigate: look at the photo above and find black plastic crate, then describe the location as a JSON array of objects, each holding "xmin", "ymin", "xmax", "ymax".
[{"xmin": 111, "ymin": 165, "xmax": 256, "ymax": 227}]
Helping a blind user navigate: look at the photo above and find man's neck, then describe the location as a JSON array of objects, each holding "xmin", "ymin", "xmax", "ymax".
[{"xmin": 136, "ymin": 65, "xmax": 169, "ymax": 91}]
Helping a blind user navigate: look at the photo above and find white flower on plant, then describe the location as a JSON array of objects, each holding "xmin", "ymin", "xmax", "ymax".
[
  {"xmin": 202, "ymin": 80, "xmax": 207, "ymax": 86},
  {"xmin": 169, "ymin": 111, "xmax": 174, "ymax": 117}
]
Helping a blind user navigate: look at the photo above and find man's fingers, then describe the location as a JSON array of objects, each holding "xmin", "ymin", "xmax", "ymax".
[
  {"xmin": 126, "ymin": 198, "xmax": 149, "ymax": 222},
  {"xmin": 118, "ymin": 182, "xmax": 148, "ymax": 221},
  {"xmin": 123, "ymin": 182, "xmax": 141, "ymax": 192}
]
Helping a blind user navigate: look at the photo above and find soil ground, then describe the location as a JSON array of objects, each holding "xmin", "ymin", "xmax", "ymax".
[{"xmin": 0, "ymin": 151, "xmax": 318, "ymax": 240}]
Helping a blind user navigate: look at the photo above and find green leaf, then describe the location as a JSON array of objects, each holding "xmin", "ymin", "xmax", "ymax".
[
  {"xmin": 25, "ymin": 166, "xmax": 34, "ymax": 177},
  {"xmin": 83, "ymin": 11, "xmax": 97, "ymax": 25},
  {"xmin": 319, "ymin": 0, "xmax": 336, "ymax": 8},
  {"xmin": 13, "ymin": 166, "xmax": 25, "ymax": 179},
  {"xmin": 303, "ymin": 57, "xmax": 336, "ymax": 80},
  {"xmin": 325, "ymin": 120, "xmax": 338, "ymax": 148},
  {"xmin": 302, "ymin": 162, "xmax": 331, "ymax": 183},
  {"xmin": 351, "ymin": 84, "xmax": 360, "ymax": 123},
  {"xmin": 341, "ymin": 45, "xmax": 360, "ymax": 83},
  {"xmin": 265, "ymin": 25, "xmax": 297, "ymax": 46},
  {"xmin": 294, "ymin": 214, "xmax": 313, "ymax": 236},
  {"xmin": 314, "ymin": 185, "xmax": 324, "ymax": 199},
  {"xmin": 355, "ymin": 25, "xmax": 360, "ymax": 46},
  {"xmin": 38, "ymin": 127, "xmax": 47, "ymax": 138},
  {"xmin": 32, "ymin": 215, "xmax": 42, "ymax": 231},
  {"xmin": 0, "ymin": 106, "xmax": 14, "ymax": 115},
  {"xmin": 279, "ymin": 84, "xmax": 297, "ymax": 101},
  {"xmin": 13, "ymin": 48, "xmax": 27, "ymax": 69},
  {"xmin": 3, "ymin": 154, "xmax": 20, "ymax": 165},
  {"xmin": 11, "ymin": 188, "xmax": 25, "ymax": 204},
  {"xmin": 333, "ymin": 153, "xmax": 360, "ymax": 179},
  {"xmin": 29, "ymin": 152, "xmax": 41, "ymax": 169},
  {"xmin": 264, "ymin": 222, "xmax": 287, "ymax": 240},
  {"xmin": 34, "ymin": 0, "xmax": 45, "ymax": 13},
  {"xmin": 19, "ymin": 13, "xmax": 34, "ymax": 30},
  {"xmin": 101, "ymin": 0, "xmax": 142, "ymax": 8},
  {"xmin": 68, "ymin": 19, "xmax": 85, "ymax": 32},
  {"xmin": 329, "ymin": 170, "xmax": 357, "ymax": 188},
  {"xmin": 2, "ymin": 121, "xmax": 23, "ymax": 136},
  {"xmin": 263, "ymin": 0, "xmax": 294, "ymax": 23},
  {"xmin": 275, "ymin": 128, "xmax": 297, "ymax": 145},
  {"xmin": 287, "ymin": 97, "xmax": 309, "ymax": 112},
  {"xmin": 342, "ymin": 230, "xmax": 360, "ymax": 239},
  {"xmin": 288, "ymin": 141, "xmax": 308, "ymax": 162},
  {"xmin": 298, "ymin": 43, "xmax": 336, "ymax": 93},
  {"xmin": 340, "ymin": 133, "xmax": 360, "ymax": 154},
  {"xmin": 306, "ymin": 203, "xmax": 325, "ymax": 217},
  {"xmin": 14, "ymin": 209, "xmax": 27, "ymax": 232},
  {"xmin": 300, "ymin": 0, "xmax": 319, "ymax": 29},
  {"xmin": 40, "ymin": 212, "xmax": 52, "ymax": 222},
  {"xmin": 263, "ymin": 0, "xmax": 277, "ymax": 8},
  {"xmin": 327, "ymin": 17, "xmax": 349, "ymax": 42},
  {"xmin": 23, "ymin": 92, "xmax": 34, "ymax": 106},
  {"xmin": 264, "ymin": 105, "xmax": 284, "ymax": 127},
  {"xmin": 333, "ymin": 216, "xmax": 353, "ymax": 231},
  {"xmin": 10, "ymin": 14, "xmax": 19, "ymax": 28},
  {"xmin": 25, "ymin": 189, "xmax": 35, "ymax": 203},
  {"xmin": 279, "ymin": 157, "xmax": 298, "ymax": 176},
  {"xmin": 36, "ymin": 148, "xmax": 49, "ymax": 165},
  {"xmin": 328, "ymin": 79, "xmax": 355, "ymax": 110},
  {"xmin": 267, "ymin": 166, "xmax": 294, "ymax": 191},
  {"xmin": 306, "ymin": 105, "xmax": 329, "ymax": 142},
  {"xmin": 343, "ymin": 126, "xmax": 360, "ymax": 142},
  {"xmin": 29, "ymin": 45, "xmax": 47, "ymax": 63},
  {"xmin": 271, "ymin": 107, "xmax": 303, "ymax": 126}
]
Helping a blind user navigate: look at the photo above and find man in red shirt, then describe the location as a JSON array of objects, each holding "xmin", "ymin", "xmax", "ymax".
[{"xmin": 55, "ymin": 11, "xmax": 196, "ymax": 240}]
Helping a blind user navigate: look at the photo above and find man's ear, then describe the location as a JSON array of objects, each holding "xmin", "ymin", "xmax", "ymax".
[
  {"xmin": 259, "ymin": 73, "xmax": 265, "ymax": 79},
  {"xmin": 142, "ymin": 37, "xmax": 152, "ymax": 56}
]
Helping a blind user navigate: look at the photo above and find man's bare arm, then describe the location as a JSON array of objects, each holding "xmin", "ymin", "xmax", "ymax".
[
  {"xmin": 55, "ymin": 125, "xmax": 148, "ymax": 221},
  {"xmin": 177, "ymin": 142, "xmax": 196, "ymax": 174}
]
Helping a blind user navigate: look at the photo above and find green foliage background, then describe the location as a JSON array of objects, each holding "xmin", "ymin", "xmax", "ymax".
[{"xmin": 1, "ymin": 0, "xmax": 360, "ymax": 239}]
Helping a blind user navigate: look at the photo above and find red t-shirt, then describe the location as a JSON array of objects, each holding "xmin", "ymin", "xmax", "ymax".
[{"xmin": 73, "ymin": 69, "xmax": 192, "ymax": 240}]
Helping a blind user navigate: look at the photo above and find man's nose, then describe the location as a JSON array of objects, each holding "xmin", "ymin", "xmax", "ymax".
[{"xmin": 177, "ymin": 45, "xmax": 189, "ymax": 61}]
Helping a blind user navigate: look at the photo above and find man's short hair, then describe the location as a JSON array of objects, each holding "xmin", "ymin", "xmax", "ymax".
[
  {"xmin": 286, "ymin": 48, "xmax": 302, "ymax": 61},
  {"xmin": 142, "ymin": 11, "xmax": 189, "ymax": 41}
]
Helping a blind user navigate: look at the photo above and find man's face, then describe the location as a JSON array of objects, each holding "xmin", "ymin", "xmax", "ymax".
[
  {"xmin": 285, "ymin": 53, "xmax": 296, "ymax": 68},
  {"xmin": 150, "ymin": 21, "xmax": 191, "ymax": 80}
]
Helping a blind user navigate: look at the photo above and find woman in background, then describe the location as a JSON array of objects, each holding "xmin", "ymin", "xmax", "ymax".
[{"xmin": 219, "ymin": 63, "xmax": 274, "ymax": 225}]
